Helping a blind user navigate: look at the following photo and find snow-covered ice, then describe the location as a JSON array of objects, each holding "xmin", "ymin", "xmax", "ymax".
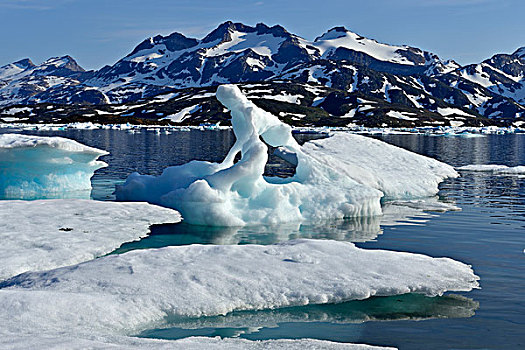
[
  {"xmin": 302, "ymin": 132, "xmax": 458, "ymax": 199},
  {"xmin": 0, "ymin": 133, "xmax": 108, "ymax": 199},
  {"xmin": 0, "ymin": 239, "xmax": 478, "ymax": 337},
  {"xmin": 0, "ymin": 199, "xmax": 181, "ymax": 280},
  {"xmin": 0, "ymin": 333, "xmax": 394, "ymax": 350},
  {"xmin": 116, "ymin": 85, "xmax": 456, "ymax": 225},
  {"xmin": 457, "ymin": 164, "xmax": 525, "ymax": 175}
]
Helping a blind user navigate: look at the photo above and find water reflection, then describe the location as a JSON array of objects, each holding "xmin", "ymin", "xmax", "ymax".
[
  {"xmin": 138, "ymin": 293, "xmax": 478, "ymax": 340},
  {"xmin": 111, "ymin": 196, "xmax": 458, "ymax": 254}
]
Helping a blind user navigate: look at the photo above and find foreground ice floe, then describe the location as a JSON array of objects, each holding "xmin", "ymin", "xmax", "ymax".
[
  {"xmin": 457, "ymin": 164, "xmax": 525, "ymax": 175},
  {"xmin": 0, "ymin": 133, "xmax": 108, "ymax": 199},
  {"xmin": 0, "ymin": 199, "xmax": 181, "ymax": 280},
  {"xmin": 116, "ymin": 85, "xmax": 457, "ymax": 225},
  {"xmin": 0, "ymin": 240, "xmax": 479, "ymax": 337},
  {"xmin": 0, "ymin": 333, "xmax": 394, "ymax": 350}
]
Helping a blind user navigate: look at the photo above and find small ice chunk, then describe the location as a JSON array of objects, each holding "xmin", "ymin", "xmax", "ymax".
[
  {"xmin": 0, "ymin": 199, "xmax": 181, "ymax": 280},
  {"xmin": 457, "ymin": 164, "xmax": 525, "ymax": 175},
  {"xmin": 0, "ymin": 134, "xmax": 108, "ymax": 199}
]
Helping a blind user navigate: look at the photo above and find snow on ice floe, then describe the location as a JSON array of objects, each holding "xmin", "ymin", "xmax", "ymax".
[
  {"xmin": 0, "ymin": 239, "xmax": 478, "ymax": 338},
  {"xmin": 116, "ymin": 85, "xmax": 457, "ymax": 225},
  {"xmin": 0, "ymin": 133, "xmax": 108, "ymax": 199},
  {"xmin": 0, "ymin": 199, "xmax": 181, "ymax": 280},
  {"xmin": 0, "ymin": 334, "xmax": 395, "ymax": 350},
  {"xmin": 457, "ymin": 164, "xmax": 525, "ymax": 175},
  {"xmin": 301, "ymin": 132, "xmax": 457, "ymax": 199}
]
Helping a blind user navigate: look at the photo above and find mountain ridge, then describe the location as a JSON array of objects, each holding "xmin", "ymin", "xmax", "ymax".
[{"xmin": 1, "ymin": 21, "xmax": 524, "ymax": 127}]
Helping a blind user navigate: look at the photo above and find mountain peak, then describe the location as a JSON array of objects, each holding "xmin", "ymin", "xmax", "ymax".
[
  {"xmin": 128, "ymin": 31, "xmax": 198, "ymax": 56},
  {"xmin": 513, "ymin": 46, "xmax": 525, "ymax": 58},
  {"xmin": 201, "ymin": 21, "xmax": 238, "ymax": 44},
  {"xmin": 314, "ymin": 26, "xmax": 354, "ymax": 42},
  {"xmin": 12, "ymin": 58, "xmax": 35, "ymax": 69},
  {"xmin": 42, "ymin": 56, "xmax": 85, "ymax": 72}
]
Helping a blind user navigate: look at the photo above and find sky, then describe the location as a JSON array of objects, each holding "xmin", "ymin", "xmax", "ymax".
[{"xmin": 0, "ymin": 0, "xmax": 524, "ymax": 70}]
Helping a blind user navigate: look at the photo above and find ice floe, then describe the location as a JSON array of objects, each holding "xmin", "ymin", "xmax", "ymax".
[
  {"xmin": 457, "ymin": 164, "xmax": 525, "ymax": 175},
  {"xmin": 0, "ymin": 133, "xmax": 108, "ymax": 199},
  {"xmin": 0, "ymin": 333, "xmax": 394, "ymax": 350},
  {"xmin": 301, "ymin": 132, "xmax": 458, "ymax": 199},
  {"xmin": 0, "ymin": 199, "xmax": 180, "ymax": 280},
  {"xmin": 116, "ymin": 85, "xmax": 456, "ymax": 225},
  {"xmin": 0, "ymin": 240, "xmax": 479, "ymax": 337}
]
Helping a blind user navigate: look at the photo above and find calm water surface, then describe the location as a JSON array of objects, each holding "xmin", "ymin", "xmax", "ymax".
[{"xmin": 3, "ymin": 127, "xmax": 524, "ymax": 349}]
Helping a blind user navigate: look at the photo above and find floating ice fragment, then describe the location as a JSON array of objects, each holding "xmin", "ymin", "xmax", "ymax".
[
  {"xmin": 0, "ymin": 199, "xmax": 181, "ymax": 280},
  {"xmin": 117, "ymin": 85, "xmax": 456, "ymax": 226},
  {"xmin": 457, "ymin": 164, "xmax": 525, "ymax": 175},
  {"xmin": 0, "ymin": 133, "xmax": 108, "ymax": 199}
]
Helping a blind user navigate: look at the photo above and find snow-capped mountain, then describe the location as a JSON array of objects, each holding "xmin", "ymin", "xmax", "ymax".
[
  {"xmin": 0, "ymin": 56, "xmax": 102, "ymax": 106},
  {"xmin": 446, "ymin": 47, "xmax": 525, "ymax": 106},
  {"xmin": 0, "ymin": 22, "xmax": 524, "ymax": 127}
]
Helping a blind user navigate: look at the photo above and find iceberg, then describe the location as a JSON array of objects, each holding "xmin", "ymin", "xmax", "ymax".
[
  {"xmin": 116, "ymin": 85, "xmax": 457, "ymax": 225},
  {"xmin": 0, "ymin": 133, "xmax": 108, "ymax": 199},
  {"xmin": 0, "ymin": 240, "xmax": 479, "ymax": 337},
  {"xmin": 0, "ymin": 199, "xmax": 181, "ymax": 280}
]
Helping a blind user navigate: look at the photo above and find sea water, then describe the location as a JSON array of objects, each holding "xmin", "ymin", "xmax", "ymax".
[{"xmin": 2, "ymin": 127, "xmax": 523, "ymax": 349}]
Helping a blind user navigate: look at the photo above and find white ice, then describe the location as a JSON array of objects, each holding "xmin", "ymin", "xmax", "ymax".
[
  {"xmin": 0, "ymin": 133, "xmax": 108, "ymax": 199},
  {"xmin": 301, "ymin": 132, "xmax": 458, "ymax": 200},
  {"xmin": 0, "ymin": 199, "xmax": 181, "ymax": 280},
  {"xmin": 1, "ymin": 333, "xmax": 394, "ymax": 350},
  {"xmin": 116, "ymin": 85, "xmax": 457, "ymax": 225},
  {"xmin": 0, "ymin": 239, "xmax": 478, "ymax": 337},
  {"xmin": 457, "ymin": 164, "xmax": 525, "ymax": 175}
]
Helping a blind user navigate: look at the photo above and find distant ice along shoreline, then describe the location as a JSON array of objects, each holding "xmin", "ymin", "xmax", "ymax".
[{"xmin": 1, "ymin": 121, "xmax": 524, "ymax": 135}]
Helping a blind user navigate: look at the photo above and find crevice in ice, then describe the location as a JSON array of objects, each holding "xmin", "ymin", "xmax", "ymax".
[{"xmin": 263, "ymin": 144, "xmax": 297, "ymax": 179}]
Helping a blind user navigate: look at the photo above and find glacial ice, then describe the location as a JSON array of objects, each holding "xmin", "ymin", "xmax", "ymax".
[
  {"xmin": 0, "ymin": 240, "xmax": 479, "ymax": 337},
  {"xmin": 0, "ymin": 199, "xmax": 181, "ymax": 280},
  {"xmin": 116, "ymin": 85, "xmax": 457, "ymax": 225},
  {"xmin": 0, "ymin": 133, "xmax": 108, "ymax": 199}
]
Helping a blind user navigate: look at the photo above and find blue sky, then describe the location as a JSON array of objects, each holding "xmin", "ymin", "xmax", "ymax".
[{"xmin": 0, "ymin": 0, "xmax": 524, "ymax": 69}]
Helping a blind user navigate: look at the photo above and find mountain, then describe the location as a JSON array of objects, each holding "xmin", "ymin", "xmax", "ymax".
[{"xmin": 0, "ymin": 22, "xmax": 524, "ymax": 127}]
